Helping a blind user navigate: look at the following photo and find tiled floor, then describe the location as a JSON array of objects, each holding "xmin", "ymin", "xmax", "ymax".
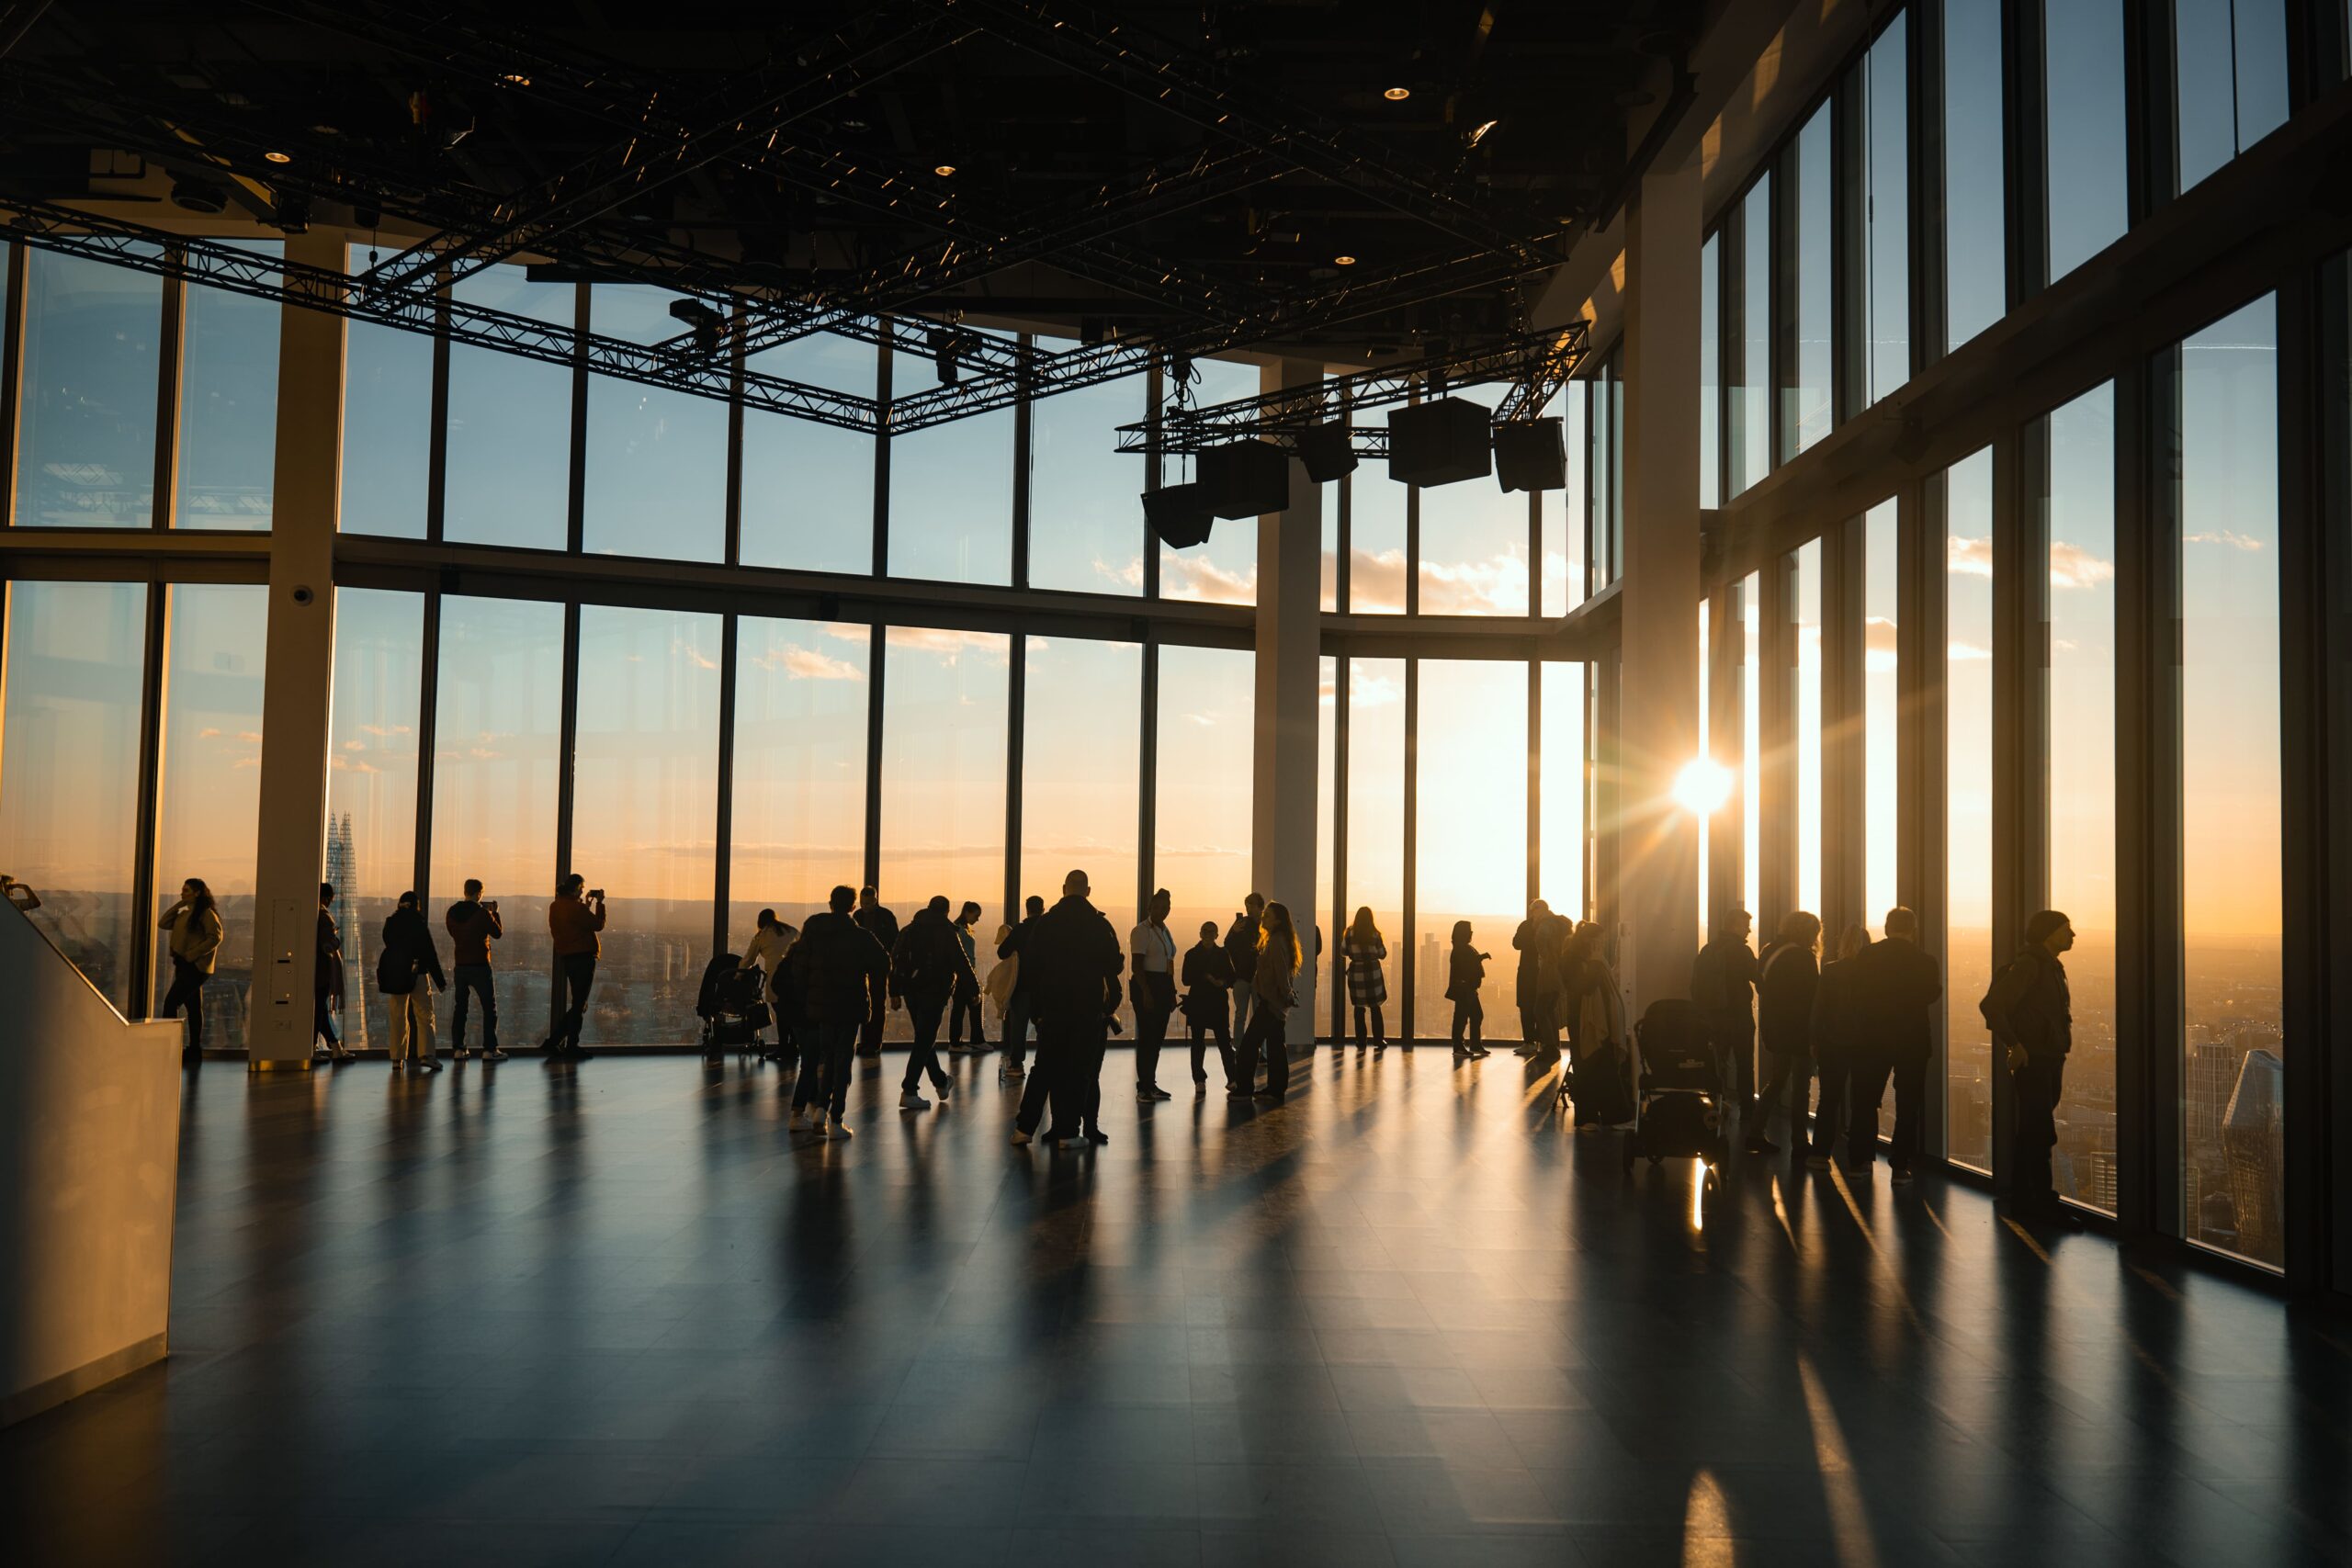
[{"xmin": 8, "ymin": 1048, "xmax": 2347, "ymax": 1566}]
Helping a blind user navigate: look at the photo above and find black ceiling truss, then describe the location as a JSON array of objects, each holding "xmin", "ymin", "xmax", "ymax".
[{"xmin": 1111, "ymin": 323, "xmax": 1589, "ymax": 457}]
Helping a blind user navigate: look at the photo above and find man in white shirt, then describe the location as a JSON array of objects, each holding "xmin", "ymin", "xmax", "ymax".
[
  {"xmin": 1128, "ymin": 887, "xmax": 1178, "ymax": 1102},
  {"xmin": 740, "ymin": 908, "xmax": 797, "ymax": 1051}
]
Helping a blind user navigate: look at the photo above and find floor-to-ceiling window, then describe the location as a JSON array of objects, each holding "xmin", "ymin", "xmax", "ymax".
[
  {"xmin": 0, "ymin": 581, "xmax": 147, "ymax": 1010},
  {"xmin": 1699, "ymin": 236, "xmax": 1721, "ymax": 511},
  {"xmin": 2171, "ymin": 0, "xmax": 2290, "ymax": 195},
  {"xmin": 443, "ymin": 266, "xmax": 574, "ymax": 550},
  {"xmin": 1545, "ymin": 380, "xmax": 1587, "ymax": 617},
  {"xmin": 888, "ymin": 333, "xmax": 1015, "ymax": 586},
  {"xmin": 2039, "ymin": 383, "xmax": 2120, "ymax": 1213},
  {"xmin": 1796, "ymin": 538, "xmax": 1826, "ymax": 919},
  {"xmin": 1941, "ymin": 0, "xmax": 2007, "ymax": 353},
  {"xmin": 1413, "ymin": 660, "xmax": 1526, "ymax": 1042},
  {"xmin": 1030, "ymin": 368, "xmax": 1148, "ymax": 595},
  {"xmin": 323, "ymin": 589, "xmax": 423, "ymax": 1051},
  {"xmin": 1864, "ymin": 503, "xmax": 1899, "ymax": 925},
  {"xmin": 1540, "ymin": 662, "xmax": 1587, "ymax": 920},
  {"xmin": 174, "ymin": 243, "xmax": 280, "ymax": 532},
  {"xmin": 1860, "ymin": 13, "xmax": 1910, "ymax": 405},
  {"xmin": 1740, "ymin": 573, "xmax": 1762, "ymax": 920},
  {"xmin": 582, "ymin": 286, "xmax": 726, "ymax": 562},
  {"xmin": 729, "ymin": 617, "xmax": 870, "ymax": 933},
  {"xmin": 2172, "ymin": 296, "xmax": 2283, "ymax": 1267},
  {"xmin": 1945, "ymin": 449, "xmax": 1996, "ymax": 1171},
  {"xmin": 2043, "ymin": 0, "xmax": 2130, "ymax": 286},
  {"xmin": 13, "ymin": 250, "xmax": 161, "ymax": 529},
  {"xmin": 1783, "ymin": 104, "xmax": 1835, "ymax": 458},
  {"xmin": 1155, "ymin": 644, "xmax": 1254, "ymax": 961},
  {"xmin": 1021, "ymin": 636, "xmax": 1141, "ymax": 1034},
  {"xmin": 1345, "ymin": 658, "xmax": 1406, "ymax": 1021},
  {"xmin": 1159, "ymin": 358, "xmax": 1261, "ymax": 605},
  {"xmin": 339, "ymin": 243, "xmax": 432, "ymax": 539},
  {"xmin": 1736, "ymin": 183, "xmax": 1771, "ymax": 496},
  {"xmin": 1419, "ymin": 384, "xmax": 1532, "ymax": 615},
  {"xmin": 740, "ymin": 334, "xmax": 876, "ymax": 575}
]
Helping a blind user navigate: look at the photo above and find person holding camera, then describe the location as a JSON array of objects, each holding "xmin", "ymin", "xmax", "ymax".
[
  {"xmin": 445, "ymin": 878, "xmax": 506, "ymax": 1062},
  {"xmin": 547, "ymin": 874, "xmax": 606, "ymax": 1062}
]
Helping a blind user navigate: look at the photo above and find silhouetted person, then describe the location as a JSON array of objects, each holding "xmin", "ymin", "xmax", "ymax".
[
  {"xmin": 1805, "ymin": 923, "xmax": 1872, "ymax": 1169},
  {"xmin": 1566, "ymin": 920, "xmax": 1630, "ymax": 1124},
  {"xmin": 1984, "ymin": 908, "xmax": 2077, "ymax": 1222},
  {"xmin": 992, "ymin": 894, "xmax": 1046, "ymax": 1081},
  {"xmin": 1341, "ymin": 905, "xmax": 1388, "ymax": 1050},
  {"xmin": 853, "ymin": 886, "xmax": 899, "ymax": 1057},
  {"xmin": 1225, "ymin": 893, "xmax": 1264, "ymax": 1039},
  {"xmin": 1848, "ymin": 907, "xmax": 1942, "ymax": 1182},
  {"xmin": 1512, "ymin": 898, "xmax": 1558, "ymax": 1055},
  {"xmin": 948, "ymin": 899, "xmax": 988, "ymax": 1052},
  {"xmin": 1129, "ymin": 886, "xmax": 1177, "ymax": 1100},
  {"xmin": 547, "ymin": 874, "xmax": 605, "ymax": 1061},
  {"xmin": 446, "ymin": 877, "xmax": 505, "ymax": 1062},
  {"xmin": 1694, "ymin": 907, "xmax": 1762, "ymax": 1135},
  {"xmin": 1553, "ymin": 919, "xmax": 1598, "ymax": 1066},
  {"xmin": 889, "ymin": 895, "xmax": 973, "ymax": 1111},
  {"xmin": 313, "ymin": 880, "xmax": 350, "ymax": 1062},
  {"xmin": 1239, "ymin": 900, "xmax": 1303, "ymax": 1101},
  {"xmin": 1753, "ymin": 911, "xmax": 1822, "ymax": 1156},
  {"xmin": 789, "ymin": 885, "xmax": 888, "ymax": 1139},
  {"xmin": 1447, "ymin": 920, "xmax": 1491, "ymax": 1058},
  {"xmin": 1013, "ymin": 868, "xmax": 1123, "ymax": 1147},
  {"xmin": 379, "ymin": 889, "xmax": 445, "ymax": 1073},
  {"xmin": 740, "ymin": 907, "xmax": 796, "ymax": 1059},
  {"xmin": 1181, "ymin": 919, "xmax": 1236, "ymax": 1092},
  {"xmin": 157, "ymin": 877, "xmax": 222, "ymax": 1066}
]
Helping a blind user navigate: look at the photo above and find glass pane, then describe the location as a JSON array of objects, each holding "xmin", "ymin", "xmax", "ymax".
[
  {"xmin": 1698, "ymin": 601, "xmax": 1712, "ymax": 946},
  {"xmin": 2041, "ymin": 383, "xmax": 2118, "ymax": 1213},
  {"xmin": 324, "ymin": 589, "xmax": 423, "ymax": 1051},
  {"xmin": 729, "ymin": 617, "xmax": 869, "ymax": 935},
  {"xmin": 1700, "ymin": 235, "xmax": 1720, "ymax": 510},
  {"xmin": 1350, "ymin": 456, "xmax": 1408, "ymax": 613},
  {"xmin": 175, "ymin": 243, "xmax": 280, "ymax": 531},
  {"xmin": 1540, "ymin": 661, "xmax": 1586, "ymax": 919},
  {"xmin": 1030, "ymin": 369, "xmax": 1148, "ymax": 594},
  {"xmin": 2177, "ymin": 296, "xmax": 2281, "ymax": 1267},
  {"xmin": 2174, "ymin": 0, "xmax": 2291, "ymax": 194},
  {"xmin": 1741, "ymin": 574, "xmax": 1761, "ymax": 918},
  {"xmin": 1735, "ymin": 183, "xmax": 1770, "ymax": 494},
  {"xmin": 1345, "ymin": 658, "xmax": 1405, "ymax": 1024},
  {"xmin": 1865, "ymin": 15, "xmax": 1910, "ymax": 403},
  {"xmin": 1607, "ymin": 358, "xmax": 1624, "ymax": 582},
  {"xmin": 445, "ymin": 266, "xmax": 574, "ymax": 550},
  {"xmin": 1419, "ymin": 385, "xmax": 1531, "ymax": 615},
  {"xmin": 1543, "ymin": 380, "xmax": 1586, "ymax": 617},
  {"xmin": 877, "ymin": 627, "xmax": 1007, "ymax": 1038},
  {"xmin": 2044, "ymin": 0, "xmax": 2130, "ymax": 285},
  {"xmin": 1784, "ymin": 107, "xmax": 1835, "ymax": 458},
  {"xmin": 1317, "ymin": 655, "xmax": 1336, "ymax": 1033},
  {"xmin": 0, "ymin": 581, "xmax": 146, "ymax": 1010},
  {"xmin": 429, "ymin": 596, "xmax": 562, "ymax": 1044},
  {"xmin": 582, "ymin": 287, "xmax": 726, "ymax": 561},
  {"xmin": 1945, "ymin": 449, "xmax": 1996, "ymax": 1171},
  {"xmin": 1796, "ymin": 539, "xmax": 1825, "ymax": 919},
  {"xmin": 1021, "ymin": 636, "xmax": 1140, "ymax": 1037},
  {"xmin": 1943, "ymin": 0, "xmax": 2007, "ymax": 353},
  {"xmin": 1414, "ymin": 660, "xmax": 1526, "ymax": 1041},
  {"xmin": 889, "ymin": 334, "xmax": 1014, "ymax": 585},
  {"xmin": 741, "ymin": 334, "xmax": 877, "ymax": 576},
  {"xmin": 1864, "ymin": 504, "xmax": 1899, "ymax": 922},
  {"xmin": 15, "ymin": 250, "xmax": 160, "ymax": 528},
  {"xmin": 1156, "ymin": 644, "xmax": 1253, "ymax": 961},
  {"xmin": 340, "ymin": 245, "xmax": 432, "ymax": 537},
  {"xmin": 153, "ymin": 584, "xmax": 268, "ymax": 1051},
  {"xmin": 1159, "ymin": 357, "xmax": 1260, "ymax": 604}
]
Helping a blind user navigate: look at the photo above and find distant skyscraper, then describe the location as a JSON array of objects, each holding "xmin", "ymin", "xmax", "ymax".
[
  {"xmin": 2188, "ymin": 1041, "xmax": 2238, "ymax": 1156},
  {"xmin": 2221, "ymin": 1049, "xmax": 2283, "ymax": 1259}
]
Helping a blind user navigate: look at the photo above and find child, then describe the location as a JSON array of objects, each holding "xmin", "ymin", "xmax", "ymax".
[
  {"xmin": 1446, "ymin": 919, "xmax": 1492, "ymax": 1059},
  {"xmin": 1181, "ymin": 919, "xmax": 1237, "ymax": 1093}
]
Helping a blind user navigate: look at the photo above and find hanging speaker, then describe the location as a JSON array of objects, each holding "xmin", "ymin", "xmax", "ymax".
[
  {"xmin": 1294, "ymin": 422, "xmax": 1358, "ymax": 483},
  {"xmin": 1195, "ymin": 440, "xmax": 1293, "ymax": 519},
  {"xmin": 1387, "ymin": 397, "xmax": 1492, "ymax": 487},
  {"xmin": 1145, "ymin": 483, "xmax": 1215, "ymax": 548},
  {"xmin": 1492, "ymin": 419, "xmax": 1566, "ymax": 491}
]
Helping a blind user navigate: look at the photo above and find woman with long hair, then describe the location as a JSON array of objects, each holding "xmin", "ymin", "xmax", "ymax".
[
  {"xmin": 158, "ymin": 877, "xmax": 223, "ymax": 1066},
  {"xmin": 1446, "ymin": 919, "xmax": 1492, "ymax": 1059},
  {"xmin": 1341, "ymin": 905, "xmax": 1388, "ymax": 1052},
  {"xmin": 1238, "ymin": 900, "xmax": 1302, "ymax": 1101}
]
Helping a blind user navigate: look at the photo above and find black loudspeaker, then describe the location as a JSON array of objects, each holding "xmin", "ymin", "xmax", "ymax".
[
  {"xmin": 1196, "ymin": 439, "xmax": 1293, "ymax": 518},
  {"xmin": 1492, "ymin": 418, "xmax": 1566, "ymax": 491},
  {"xmin": 1387, "ymin": 397, "xmax": 1492, "ymax": 487},
  {"xmin": 1294, "ymin": 422, "xmax": 1358, "ymax": 483},
  {"xmin": 1145, "ymin": 483, "xmax": 1215, "ymax": 548}
]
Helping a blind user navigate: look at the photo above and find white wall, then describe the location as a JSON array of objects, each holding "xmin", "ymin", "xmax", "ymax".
[{"xmin": 0, "ymin": 904, "xmax": 183, "ymax": 1425}]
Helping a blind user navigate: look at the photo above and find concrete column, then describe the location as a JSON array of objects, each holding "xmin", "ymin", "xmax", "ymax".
[
  {"xmin": 1251, "ymin": 358, "xmax": 1321, "ymax": 1043},
  {"xmin": 246, "ymin": 231, "xmax": 345, "ymax": 1068},
  {"xmin": 1613, "ymin": 153, "xmax": 1704, "ymax": 1017}
]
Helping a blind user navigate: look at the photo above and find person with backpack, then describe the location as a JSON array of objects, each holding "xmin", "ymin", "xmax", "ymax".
[
  {"xmin": 1224, "ymin": 894, "xmax": 1264, "ymax": 1041},
  {"xmin": 1340, "ymin": 906, "xmax": 1388, "ymax": 1051},
  {"xmin": 1752, "ymin": 911, "xmax": 1823, "ymax": 1157},
  {"xmin": 1982, "ymin": 909, "xmax": 2077, "ymax": 1221},
  {"xmin": 1181, "ymin": 919, "xmax": 1237, "ymax": 1092},
  {"xmin": 991, "ymin": 895, "xmax": 1046, "ymax": 1082},
  {"xmin": 1447, "ymin": 920, "xmax": 1492, "ymax": 1059},
  {"xmin": 445, "ymin": 878, "xmax": 505, "ymax": 1062},
  {"xmin": 853, "ymin": 886, "xmax": 899, "ymax": 1058},
  {"xmin": 1804, "ymin": 923, "xmax": 1873, "ymax": 1169},
  {"xmin": 1848, "ymin": 907, "xmax": 1943, "ymax": 1183},
  {"xmin": 788, "ymin": 885, "xmax": 890, "ymax": 1139},
  {"xmin": 888, "ymin": 895, "xmax": 975, "ymax": 1111},
  {"xmin": 1693, "ymin": 907, "xmax": 1763, "ymax": 1141},
  {"xmin": 379, "ymin": 890, "xmax": 445, "ymax": 1073}
]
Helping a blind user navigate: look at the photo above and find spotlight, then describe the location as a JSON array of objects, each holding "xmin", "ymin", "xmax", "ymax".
[
  {"xmin": 927, "ymin": 326, "xmax": 966, "ymax": 385},
  {"xmin": 274, "ymin": 191, "xmax": 311, "ymax": 233},
  {"xmin": 169, "ymin": 175, "xmax": 229, "ymax": 214},
  {"xmin": 1383, "ymin": 85, "xmax": 1411, "ymax": 101},
  {"xmin": 1145, "ymin": 483, "xmax": 1215, "ymax": 548},
  {"xmin": 1294, "ymin": 423, "xmax": 1358, "ymax": 483},
  {"xmin": 264, "ymin": 150, "xmax": 292, "ymax": 164},
  {"xmin": 933, "ymin": 163, "xmax": 957, "ymax": 177},
  {"xmin": 1387, "ymin": 397, "xmax": 1492, "ymax": 488},
  {"xmin": 501, "ymin": 72, "xmax": 532, "ymax": 86},
  {"xmin": 1465, "ymin": 118, "xmax": 1499, "ymax": 149},
  {"xmin": 1333, "ymin": 254, "xmax": 1357, "ymax": 266},
  {"xmin": 667, "ymin": 298, "xmax": 726, "ymax": 356},
  {"xmin": 1492, "ymin": 419, "xmax": 1566, "ymax": 491}
]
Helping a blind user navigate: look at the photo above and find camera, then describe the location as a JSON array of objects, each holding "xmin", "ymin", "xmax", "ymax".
[
  {"xmin": 588, "ymin": 888, "xmax": 605, "ymax": 901},
  {"xmin": 485, "ymin": 899, "xmax": 498, "ymax": 911}
]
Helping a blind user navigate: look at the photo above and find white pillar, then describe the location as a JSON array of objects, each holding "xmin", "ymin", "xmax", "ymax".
[
  {"xmin": 1251, "ymin": 358, "xmax": 1322, "ymax": 1043},
  {"xmin": 1614, "ymin": 154, "xmax": 1704, "ymax": 1018},
  {"xmin": 246, "ymin": 231, "xmax": 345, "ymax": 1068}
]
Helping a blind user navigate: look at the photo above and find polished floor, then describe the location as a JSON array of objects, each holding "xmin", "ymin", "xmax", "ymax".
[{"xmin": 7, "ymin": 1046, "xmax": 2347, "ymax": 1567}]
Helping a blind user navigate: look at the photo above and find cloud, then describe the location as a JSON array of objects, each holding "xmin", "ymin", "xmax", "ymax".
[
  {"xmin": 754, "ymin": 643, "xmax": 865, "ymax": 681},
  {"xmin": 673, "ymin": 635, "xmax": 718, "ymax": 671},
  {"xmin": 1948, "ymin": 639, "xmax": 1993, "ymax": 661},
  {"xmin": 1095, "ymin": 556, "xmax": 1146, "ymax": 591},
  {"xmin": 358, "ymin": 724, "xmax": 412, "ymax": 738},
  {"xmin": 1864, "ymin": 615, "xmax": 1898, "ymax": 674},
  {"xmin": 2184, "ymin": 529, "xmax": 2264, "ymax": 552},
  {"xmin": 198, "ymin": 728, "xmax": 222, "ymax": 739},
  {"xmin": 2047, "ymin": 541, "xmax": 2114, "ymax": 591},
  {"xmin": 236, "ymin": 730, "xmax": 263, "ymax": 745},
  {"xmin": 1349, "ymin": 668, "xmax": 1403, "ymax": 706},
  {"xmin": 1183, "ymin": 711, "xmax": 1219, "ymax": 728},
  {"xmin": 1949, "ymin": 536, "xmax": 1992, "ymax": 579},
  {"xmin": 329, "ymin": 756, "xmax": 381, "ymax": 774},
  {"xmin": 881, "ymin": 626, "xmax": 1010, "ymax": 661},
  {"xmin": 1159, "ymin": 554, "xmax": 1256, "ymax": 604}
]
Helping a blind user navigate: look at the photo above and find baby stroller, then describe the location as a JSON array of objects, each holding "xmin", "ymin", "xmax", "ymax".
[
  {"xmin": 1621, "ymin": 998, "xmax": 1728, "ymax": 1174},
  {"xmin": 695, "ymin": 954, "xmax": 768, "ymax": 1064}
]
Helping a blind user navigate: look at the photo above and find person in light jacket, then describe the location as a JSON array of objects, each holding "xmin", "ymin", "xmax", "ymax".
[
  {"xmin": 379, "ymin": 890, "xmax": 446, "ymax": 1073},
  {"xmin": 158, "ymin": 877, "xmax": 224, "ymax": 1066}
]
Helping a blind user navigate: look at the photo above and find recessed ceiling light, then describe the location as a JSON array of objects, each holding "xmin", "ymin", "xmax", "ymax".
[
  {"xmin": 933, "ymin": 164, "xmax": 957, "ymax": 176},
  {"xmin": 263, "ymin": 150, "xmax": 291, "ymax": 164},
  {"xmin": 502, "ymin": 73, "xmax": 532, "ymax": 86},
  {"xmin": 1383, "ymin": 86, "xmax": 1410, "ymax": 101},
  {"xmin": 1334, "ymin": 254, "xmax": 1357, "ymax": 266}
]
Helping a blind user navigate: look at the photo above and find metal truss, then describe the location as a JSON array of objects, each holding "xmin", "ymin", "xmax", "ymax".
[
  {"xmin": 0, "ymin": 199, "xmax": 880, "ymax": 430},
  {"xmin": 1108, "ymin": 323, "xmax": 1589, "ymax": 455}
]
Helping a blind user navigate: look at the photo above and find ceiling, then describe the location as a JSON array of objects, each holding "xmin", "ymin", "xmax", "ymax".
[{"xmin": 1, "ymin": 0, "xmax": 1691, "ymax": 378}]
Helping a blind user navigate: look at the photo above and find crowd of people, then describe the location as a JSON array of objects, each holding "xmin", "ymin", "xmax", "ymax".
[{"xmin": 118, "ymin": 856, "xmax": 2082, "ymax": 1212}]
